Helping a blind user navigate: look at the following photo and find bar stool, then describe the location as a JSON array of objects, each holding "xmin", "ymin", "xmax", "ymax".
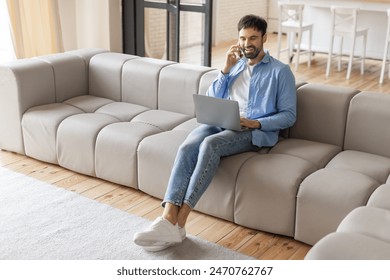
[
  {"xmin": 379, "ymin": 9, "xmax": 390, "ymax": 84},
  {"xmin": 277, "ymin": 3, "xmax": 313, "ymax": 71},
  {"xmin": 326, "ymin": 6, "xmax": 368, "ymax": 80}
]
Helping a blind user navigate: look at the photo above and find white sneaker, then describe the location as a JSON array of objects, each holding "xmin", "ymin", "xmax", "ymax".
[
  {"xmin": 143, "ymin": 227, "xmax": 186, "ymax": 252},
  {"xmin": 133, "ymin": 216, "xmax": 182, "ymax": 247}
]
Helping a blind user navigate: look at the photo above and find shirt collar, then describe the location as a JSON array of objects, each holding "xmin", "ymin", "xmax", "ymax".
[
  {"xmin": 260, "ymin": 50, "xmax": 271, "ymax": 64},
  {"xmin": 233, "ymin": 50, "xmax": 271, "ymax": 75},
  {"xmin": 242, "ymin": 50, "xmax": 271, "ymax": 66}
]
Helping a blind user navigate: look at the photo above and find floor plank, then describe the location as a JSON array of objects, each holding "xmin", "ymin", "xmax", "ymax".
[{"xmin": 217, "ymin": 226, "xmax": 258, "ymax": 251}]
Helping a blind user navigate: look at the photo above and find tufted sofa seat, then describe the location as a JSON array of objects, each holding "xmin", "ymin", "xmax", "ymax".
[
  {"xmin": 1, "ymin": 49, "xmax": 390, "ymax": 259},
  {"xmin": 305, "ymin": 182, "xmax": 390, "ymax": 259}
]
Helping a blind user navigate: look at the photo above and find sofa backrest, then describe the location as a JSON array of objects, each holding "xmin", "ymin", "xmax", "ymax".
[
  {"xmin": 199, "ymin": 69, "xmax": 219, "ymax": 96},
  {"xmin": 36, "ymin": 53, "xmax": 88, "ymax": 103},
  {"xmin": 89, "ymin": 52, "xmax": 137, "ymax": 101},
  {"xmin": 344, "ymin": 92, "xmax": 390, "ymax": 158},
  {"xmin": 122, "ymin": 57, "xmax": 175, "ymax": 109},
  {"xmin": 158, "ymin": 63, "xmax": 214, "ymax": 116},
  {"xmin": 66, "ymin": 48, "xmax": 108, "ymax": 67},
  {"xmin": 289, "ymin": 84, "xmax": 359, "ymax": 147}
]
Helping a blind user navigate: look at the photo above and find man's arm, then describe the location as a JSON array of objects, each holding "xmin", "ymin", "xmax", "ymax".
[
  {"xmin": 207, "ymin": 72, "xmax": 229, "ymax": 98},
  {"xmin": 256, "ymin": 66, "xmax": 297, "ymax": 131},
  {"xmin": 207, "ymin": 44, "xmax": 242, "ymax": 98}
]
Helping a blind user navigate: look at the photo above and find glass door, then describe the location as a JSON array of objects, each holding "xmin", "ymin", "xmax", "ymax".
[{"xmin": 126, "ymin": 0, "xmax": 212, "ymax": 66}]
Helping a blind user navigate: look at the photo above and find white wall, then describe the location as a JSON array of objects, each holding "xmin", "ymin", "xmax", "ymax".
[
  {"xmin": 58, "ymin": 0, "xmax": 77, "ymax": 51},
  {"xmin": 213, "ymin": 0, "xmax": 269, "ymax": 46},
  {"xmin": 58, "ymin": 0, "xmax": 122, "ymax": 52},
  {"xmin": 0, "ymin": 0, "xmax": 15, "ymax": 62}
]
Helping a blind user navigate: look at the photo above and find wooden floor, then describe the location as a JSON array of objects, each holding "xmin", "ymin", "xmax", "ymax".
[{"xmin": 1, "ymin": 33, "xmax": 388, "ymax": 261}]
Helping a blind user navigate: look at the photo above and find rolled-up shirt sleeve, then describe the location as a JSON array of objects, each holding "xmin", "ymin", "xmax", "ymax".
[{"xmin": 207, "ymin": 72, "xmax": 229, "ymax": 98}]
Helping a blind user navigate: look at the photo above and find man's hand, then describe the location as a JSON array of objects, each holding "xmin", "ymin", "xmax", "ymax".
[
  {"xmin": 222, "ymin": 43, "xmax": 242, "ymax": 74},
  {"xmin": 240, "ymin": 117, "xmax": 261, "ymax": 129}
]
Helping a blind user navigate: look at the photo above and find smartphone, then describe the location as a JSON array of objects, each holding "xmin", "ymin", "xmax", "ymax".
[
  {"xmin": 239, "ymin": 48, "xmax": 244, "ymax": 58},
  {"xmin": 237, "ymin": 42, "xmax": 244, "ymax": 58}
]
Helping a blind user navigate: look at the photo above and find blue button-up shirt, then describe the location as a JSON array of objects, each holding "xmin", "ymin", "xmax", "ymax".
[{"xmin": 207, "ymin": 51, "xmax": 297, "ymax": 147}]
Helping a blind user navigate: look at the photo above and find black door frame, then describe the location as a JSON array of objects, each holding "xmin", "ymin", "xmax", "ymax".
[{"xmin": 123, "ymin": 0, "xmax": 213, "ymax": 66}]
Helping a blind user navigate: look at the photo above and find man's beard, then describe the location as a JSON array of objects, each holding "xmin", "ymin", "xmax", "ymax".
[{"xmin": 242, "ymin": 46, "xmax": 261, "ymax": 59}]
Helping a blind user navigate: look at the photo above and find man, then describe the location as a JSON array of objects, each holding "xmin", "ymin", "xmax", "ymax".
[{"xmin": 133, "ymin": 14, "xmax": 296, "ymax": 251}]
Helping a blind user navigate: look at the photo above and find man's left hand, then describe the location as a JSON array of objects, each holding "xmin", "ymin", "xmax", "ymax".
[{"xmin": 240, "ymin": 117, "xmax": 261, "ymax": 129}]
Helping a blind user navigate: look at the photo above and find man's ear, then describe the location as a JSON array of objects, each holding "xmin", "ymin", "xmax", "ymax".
[{"xmin": 263, "ymin": 33, "xmax": 268, "ymax": 43}]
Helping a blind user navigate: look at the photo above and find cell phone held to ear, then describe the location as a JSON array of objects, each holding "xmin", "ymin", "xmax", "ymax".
[{"xmin": 237, "ymin": 42, "xmax": 244, "ymax": 58}]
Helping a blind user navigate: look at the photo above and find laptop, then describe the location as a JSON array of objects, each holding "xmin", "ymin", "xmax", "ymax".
[{"xmin": 193, "ymin": 94, "xmax": 244, "ymax": 131}]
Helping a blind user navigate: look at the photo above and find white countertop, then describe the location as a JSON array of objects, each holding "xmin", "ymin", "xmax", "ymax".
[
  {"xmin": 277, "ymin": 0, "xmax": 390, "ymax": 59},
  {"xmin": 282, "ymin": 0, "xmax": 390, "ymax": 12}
]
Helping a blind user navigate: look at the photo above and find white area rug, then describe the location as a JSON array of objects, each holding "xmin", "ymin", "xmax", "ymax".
[{"xmin": 0, "ymin": 167, "xmax": 252, "ymax": 260}]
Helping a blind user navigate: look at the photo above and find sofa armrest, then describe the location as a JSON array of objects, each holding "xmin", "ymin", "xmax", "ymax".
[{"xmin": 0, "ymin": 59, "xmax": 56, "ymax": 154}]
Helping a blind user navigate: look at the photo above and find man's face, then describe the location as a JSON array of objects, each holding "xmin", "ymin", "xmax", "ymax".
[{"xmin": 238, "ymin": 27, "xmax": 266, "ymax": 60}]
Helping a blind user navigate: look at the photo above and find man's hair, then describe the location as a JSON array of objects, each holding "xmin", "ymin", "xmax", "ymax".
[{"xmin": 237, "ymin": 14, "xmax": 267, "ymax": 35}]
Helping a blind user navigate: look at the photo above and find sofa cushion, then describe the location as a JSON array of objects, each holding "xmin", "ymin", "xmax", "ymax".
[
  {"xmin": 131, "ymin": 110, "xmax": 191, "ymax": 131},
  {"xmin": 194, "ymin": 152, "xmax": 258, "ymax": 222},
  {"xmin": 36, "ymin": 53, "xmax": 88, "ymax": 102},
  {"xmin": 326, "ymin": 150, "xmax": 390, "ymax": 183},
  {"xmin": 337, "ymin": 206, "xmax": 390, "ymax": 244},
  {"xmin": 295, "ymin": 168, "xmax": 379, "ymax": 245},
  {"xmin": 122, "ymin": 57, "xmax": 175, "ymax": 109},
  {"xmin": 22, "ymin": 103, "xmax": 83, "ymax": 164},
  {"xmin": 158, "ymin": 63, "xmax": 213, "ymax": 116},
  {"xmin": 173, "ymin": 118, "xmax": 200, "ymax": 132},
  {"xmin": 95, "ymin": 102, "xmax": 149, "ymax": 122},
  {"xmin": 95, "ymin": 122, "xmax": 162, "ymax": 188},
  {"xmin": 305, "ymin": 232, "xmax": 390, "ymax": 260},
  {"xmin": 235, "ymin": 153, "xmax": 317, "ymax": 237},
  {"xmin": 289, "ymin": 83, "xmax": 359, "ymax": 147},
  {"xmin": 270, "ymin": 138, "xmax": 341, "ymax": 169},
  {"xmin": 89, "ymin": 52, "xmax": 138, "ymax": 101},
  {"xmin": 137, "ymin": 130, "xmax": 191, "ymax": 199},
  {"xmin": 64, "ymin": 95, "xmax": 113, "ymax": 113},
  {"xmin": 56, "ymin": 113, "xmax": 120, "ymax": 176},
  {"xmin": 367, "ymin": 184, "xmax": 390, "ymax": 210},
  {"xmin": 344, "ymin": 92, "xmax": 390, "ymax": 158}
]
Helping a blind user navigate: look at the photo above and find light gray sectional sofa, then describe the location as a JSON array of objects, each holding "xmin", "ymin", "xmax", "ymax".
[{"xmin": 1, "ymin": 49, "xmax": 390, "ymax": 259}]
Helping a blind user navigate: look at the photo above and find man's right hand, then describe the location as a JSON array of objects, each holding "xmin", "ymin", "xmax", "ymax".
[{"xmin": 222, "ymin": 44, "xmax": 242, "ymax": 74}]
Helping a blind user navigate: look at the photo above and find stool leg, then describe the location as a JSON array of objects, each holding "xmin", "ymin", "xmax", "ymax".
[
  {"xmin": 380, "ymin": 41, "xmax": 389, "ymax": 84},
  {"xmin": 338, "ymin": 37, "xmax": 343, "ymax": 72},
  {"xmin": 387, "ymin": 56, "xmax": 390, "ymax": 79},
  {"xmin": 326, "ymin": 34, "xmax": 334, "ymax": 77},
  {"xmin": 308, "ymin": 28, "xmax": 312, "ymax": 68},
  {"xmin": 287, "ymin": 32, "xmax": 292, "ymax": 63},
  {"xmin": 347, "ymin": 35, "xmax": 356, "ymax": 80},
  {"xmin": 295, "ymin": 31, "xmax": 302, "ymax": 71},
  {"xmin": 361, "ymin": 34, "xmax": 367, "ymax": 75}
]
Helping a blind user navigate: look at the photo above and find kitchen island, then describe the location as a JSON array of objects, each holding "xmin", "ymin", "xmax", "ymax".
[{"xmin": 277, "ymin": 0, "xmax": 390, "ymax": 59}]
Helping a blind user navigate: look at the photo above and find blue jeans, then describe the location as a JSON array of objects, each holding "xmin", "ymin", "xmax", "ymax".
[{"xmin": 162, "ymin": 124, "xmax": 258, "ymax": 209}]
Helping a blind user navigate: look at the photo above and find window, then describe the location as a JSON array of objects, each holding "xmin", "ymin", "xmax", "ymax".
[{"xmin": 0, "ymin": 0, "xmax": 15, "ymax": 63}]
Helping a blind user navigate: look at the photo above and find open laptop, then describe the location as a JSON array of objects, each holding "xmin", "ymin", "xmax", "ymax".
[{"xmin": 193, "ymin": 94, "xmax": 244, "ymax": 131}]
